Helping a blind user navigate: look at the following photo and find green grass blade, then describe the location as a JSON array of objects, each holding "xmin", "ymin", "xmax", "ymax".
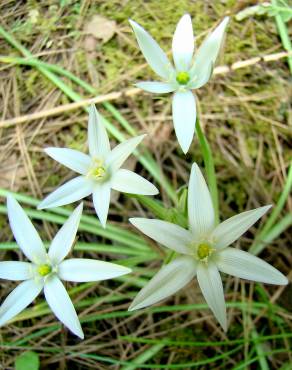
[{"xmin": 121, "ymin": 344, "xmax": 165, "ymax": 370}]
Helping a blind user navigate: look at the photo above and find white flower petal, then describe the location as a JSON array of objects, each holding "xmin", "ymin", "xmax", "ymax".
[
  {"xmin": 0, "ymin": 261, "xmax": 33, "ymax": 281},
  {"xmin": 45, "ymin": 148, "xmax": 91, "ymax": 175},
  {"xmin": 136, "ymin": 81, "xmax": 176, "ymax": 94},
  {"xmin": 216, "ymin": 247, "xmax": 288, "ymax": 285},
  {"xmin": 58, "ymin": 258, "xmax": 132, "ymax": 282},
  {"xmin": 172, "ymin": 90, "xmax": 196, "ymax": 154},
  {"xmin": 44, "ymin": 275, "xmax": 84, "ymax": 339},
  {"xmin": 172, "ymin": 14, "xmax": 194, "ymax": 71},
  {"xmin": 188, "ymin": 163, "xmax": 215, "ymax": 238},
  {"xmin": 111, "ymin": 169, "xmax": 158, "ymax": 195},
  {"xmin": 130, "ymin": 218, "xmax": 192, "ymax": 254},
  {"xmin": 129, "ymin": 19, "xmax": 173, "ymax": 80},
  {"xmin": 92, "ymin": 183, "xmax": 111, "ymax": 228},
  {"xmin": 106, "ymin": 134, "xmax": 146, "ymax": 172},
  {"xmin": 38, "ymin": 176, "xmax": 93, "ymax": 209},
  {"xmin": 0, "ymin": 279, "xmax": 43, "ymax": 326},
  {"xmin": 197, "ymin": 262, "xmax": 227, "ymax": 331},
  {"xmin": 7, "ymin": 196, "xmax": 47, "ymax": 264},
  {"xmin": 48, "ymin": 203, "xmax": 83, "ymax": 264},
  {"xmin": 191, "ymin": 17, "xmax": 229, "ymax": 86},
  {"xmin": 189, "ymin": 63, "xmax": 213, "ymax": 89},
  {"xmin": 212, "ymin": 205, "xmax": 272, "ymax": 250},
  {"xmin": 129, "ymin": 256, "xmax": 197, "ymax": 311},
  {"xmin": 88, "ymin": 104, "xmax": 110, "ymax": 159}
]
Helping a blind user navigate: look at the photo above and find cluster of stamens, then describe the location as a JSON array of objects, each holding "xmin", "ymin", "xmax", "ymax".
[
  {"xmin": 37, "ymin": 264, "xmax": 52, "ymax": 277},
  {"xmin": 176, "ymin": 71, "xmax": 190, "ymax": 85},
  {"xmin": 87, "ymin": 159, "xmax": 107, "ymax": 181},
  {"xmin": 189, "ymin": 241, "xmax": 214, "ymax": 263}
]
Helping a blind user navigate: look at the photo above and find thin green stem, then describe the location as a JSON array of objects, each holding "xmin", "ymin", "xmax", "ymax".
[{"xmin": 271, "ymin": 0, "xmax": 292, "ymax": 74}]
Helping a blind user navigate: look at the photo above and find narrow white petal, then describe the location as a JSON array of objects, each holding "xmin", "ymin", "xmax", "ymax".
[
  {"xmin": 188, "ymin": 163, "xmax": 215, "ymax": 238},
  {"xmin": 38, "ymin": 176, "xmax": 93, "ymax": 209},
  {"xmin": 212, "ymin": 205, "xmax": 272, "ymax": 250},
  {"xmin": 7, "ymin": 196, "xmax": 47, "ymax": 264},
  {"xmin": 0, "ymin": 280, "xmax": 43, "ymax": 326},
  {"xmin": 88, "ymin": 104, "xmax": 110, "ymax": 159},
  {"xmin": 136, "ymin": 81, "xmax": 176, "ymax": 94},
  {"xmin": 129, "ymin": 19, "xmax": 173, "ymax": 79},
  {"xmin": 172, "ymin": 91, "xmax": 196, "ymax": 154},
  {"xmin": 106, "ymin": 134, "xmax": 146, "ymax": 172},
  {"xmin": 44, "ymin": 275, "xmax": 83, "ymax": 339},
  {"xmin": 112, "ymin": 169, "xmax": 158, "ymax": 195},
  {"xmin": 172, "ymin": 14, "xmax": 194, "ymax": 71},
  {"xmin": 45, "ymin": 148, "xmax": 91, "ymax": 175},
  {"xmin": 216, "ymin": 248, "xmax": 288, "ymax": 285},
  {"xmin": 58, "ymin": 258, "xmax": 132, "ymax": 282},
  {"xmin": 130, "ymin": 218, "xmax": 192, "ymax": 254},
  {"xmin": 189, "ymin": 63, "xmax": 213, "ymax": 89},
  {"xmin": 48, "ymin": 203, "xmax": 83, "ymax": 264},
  {"xmin": 197, "ymin": 262, "xmax": 227, "ymax": 331},
  {"xmin": 191, "ymin": 17, "xmax": 229, "ymax": 86},
  {"xmin": 129, "ymin": 256, "xmax": 197, "ymax": 310},
  {"xmin": 0, "ymin": 261, "xmax": 33, "ymax": 281},
  {"xmin": 92, "ymin": 183, "xmax": 111, "ymax": 228}
]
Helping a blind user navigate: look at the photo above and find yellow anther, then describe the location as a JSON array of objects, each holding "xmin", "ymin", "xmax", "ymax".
[
  {"xmin": 37, "ymin": 264, "xmax": 51, "ymax": 277},
  {"xmin": 176, "ymin": 71, "xmax": 190, "ymax": 85},
  {"xmin": 87, "ymin": 158, "xmax": 107, "ymax": 180},
  {"xmin": 197, "ymin": 243, "xmax": 213, "ymax": 261}
]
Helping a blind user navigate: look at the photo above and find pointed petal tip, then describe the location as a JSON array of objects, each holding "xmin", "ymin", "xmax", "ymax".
[
  {"xmin": 77, "ymin": 330, "xmax": 85, "ymax": 340},
  {"xmin": 152, "ymin": 187, "xmax": 159, "ymax": 195},
  {"xmin": 137, "ymin": 133, "xmax": 147, "ymax": 141},
  {"xmin": 221, "ymin": 321, "xmax": 228, "ymax": 332},
  {"xmin": 129, "ymin": 19, "xmax": 139, "ymax": 30},
  {"xmin": 129, "ymin": 217, "xmax": 141, "ymax": 227},
  {"xmin": 75, "ymin": 202, "xmax": 84, "ymax": 213},
  {"xmin": 37, "ymin": 202, "xmax": 46, "ymax": 210},
  {"xmin": 281, "ymin": 276, "xmax": 289, "ymax": 285},
  {"xmin": 128, "ymin": 303, "xmax": 141, "ymax": 312},
  {"xmin": 123, "ymin": 267, "xmax": 132, "ymax": 275}
]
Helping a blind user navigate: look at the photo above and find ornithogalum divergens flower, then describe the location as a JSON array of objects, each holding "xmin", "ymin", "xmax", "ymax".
[
  {"xmin": 130, "ymin": 15, "xmax": 229, "ymax": 153},
  {"xmin": 129, "ymin": 163, "xmax": 288, "ymax": 331},
  {"xmin": 0, "ymin": 196, "xmax": 131, "ymax": 338},
  {"xmin": 38, "ymin": 104, "xmax": 158, "ymax": 227}
]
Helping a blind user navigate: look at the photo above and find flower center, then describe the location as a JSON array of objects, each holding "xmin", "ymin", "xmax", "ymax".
[
  {"xmin": 176, "ymin": 71, "xmax": 190, "ymax": 85},
  {"xmin": 87, "ymin": 159, "xmax": 107, "ymax": 181},
  {"xmin": 196, "ymin": 243, "xmax": 213, "ymax": 262},
  {"xmin": 37, "ymin": 264, "xmax": 52, "ymax": 277}
]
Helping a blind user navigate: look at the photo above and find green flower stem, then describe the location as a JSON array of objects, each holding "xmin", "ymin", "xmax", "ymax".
[{"xmin": 196, "ymin": 118, "xmax": 219, "ymax": 224}]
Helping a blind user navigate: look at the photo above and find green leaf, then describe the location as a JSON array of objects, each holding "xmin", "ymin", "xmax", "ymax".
[{"xmin": 15, "ymin": 351, "xmax": 40, "ymax": 370}]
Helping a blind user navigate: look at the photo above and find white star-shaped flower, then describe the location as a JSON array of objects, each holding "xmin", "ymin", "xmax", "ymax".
[
  {"xmin": 130, "ymin": 14, "xmax": 229, "ymax": 153},
  {"xmin": 0, "ymin": 196, "xmax": 131, "ymax": 338},
  {"xmin": 38, "ymin": 104, "xmax": 158, "ymax": 227},
  {"xmin": 129, "ymin": 163, "xmax": 288, "ymax": 330}
]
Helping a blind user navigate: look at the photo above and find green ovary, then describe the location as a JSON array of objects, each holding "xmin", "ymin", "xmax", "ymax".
[
  {"xmin": 197, "ymin": 243, "xmax": 213, "ymax": 261},
  {"xmin": 37, "ymin": 264, "xmax": 52, "ymax": 277},
  {"xmin": 176, "ymin": 71, "xmax": 190, "ymax": 85}
]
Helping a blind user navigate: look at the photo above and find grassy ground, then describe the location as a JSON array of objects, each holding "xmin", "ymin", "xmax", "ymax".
[{"xmin": 0, "ymin": 0, "xmax": 291, "ymax": 369}]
